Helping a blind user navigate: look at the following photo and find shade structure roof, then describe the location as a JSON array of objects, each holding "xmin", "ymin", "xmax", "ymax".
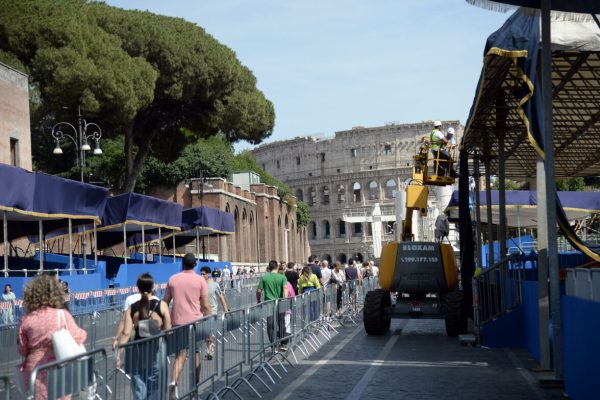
[
  {"xmin": 446, "ymin": 190, "xmax": 600, "ymax": 227},
  {"xmin": 461, "ymin": 8, "xmax": 600, "ymax": 178},
  {"xmin": 98, "ymin": 192, "xmax": 182, "ymax": 233},
  {"xmin": 466, "ymin": 0, "xmax": 600, "ymax": 13},
  {"xmin": 0, "ymin": 163, "xmax": 108, "ymax": 241},
  {"xmin": 128, "ymin": 206, "xmax": 235, "ymax": 250}
]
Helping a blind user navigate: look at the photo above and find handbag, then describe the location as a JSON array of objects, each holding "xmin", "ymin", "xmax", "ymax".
[
  {"xmin": 136, "ymin": 301, "xmax": 161, "ymax": 338},
  {"xmin": 52, "ymin": 309, "xmax": 86, "ymax": 361},
  {"xmin": 13, "ymin": 365, "xmax": 28, "ymax": 394}
]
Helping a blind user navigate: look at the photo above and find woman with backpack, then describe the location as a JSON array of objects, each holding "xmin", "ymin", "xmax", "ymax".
[{"xmin": 119, "ymin": 273, "xmax": 171, "ymax": 400}]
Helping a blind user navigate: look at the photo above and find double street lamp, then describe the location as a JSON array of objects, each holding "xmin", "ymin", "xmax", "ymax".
[
  {"xmin": 50, "ymin": 107, "xmax": 103, "ymax": 272},
  {"xmin": 51, "ymin": 106, "xmax": 103, "ymax": 183}
]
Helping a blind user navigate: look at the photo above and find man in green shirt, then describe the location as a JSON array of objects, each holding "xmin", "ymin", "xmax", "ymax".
[
  {"xmin": 257, "ymin": 260, "xmax": 289, "ymax": 350},
  {"xmin": 257, "ymin": 260, "xmax": 289, "ymax": 302}
]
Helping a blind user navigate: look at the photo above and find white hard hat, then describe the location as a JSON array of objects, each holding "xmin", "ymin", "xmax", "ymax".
[
  {"xmin": 434, "ymin": 120, "xmax": 442, "ymax": 127},
  {"xmin": 447, "ymin": 127, "xmax": 455, "ymax": 135}
]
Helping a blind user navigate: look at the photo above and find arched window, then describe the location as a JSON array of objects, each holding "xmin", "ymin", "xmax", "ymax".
[
  {"xmin": 337, "ymin": 185, "xmax": 345, "ymax": 203},
  {"xmin": 242, "ymin": 209, "xmax": 247, "ymax": 223},
  {"xmin": 353, "ymin": 252, "xmax": 364, "ymax": 263},
  {"xmin": 295, "ymin": 188, "xmax": 304, "ymax": 202},
  {"xmin": 285, "ymin": 214, "xmax": 289, "ymax": 229},
  {"xmin": 337, "ymin": 219, "xmax": 346, "ymax": 238},
  {"xmin": 322, "ymin": 220, "xmax": 330, "ymax": 239},
  {"xmin": 225, "ymin": 203, "xmax": 230, "ymax": 213},
  {"xmin": 337, "ymin": 253, "xmax": 347, "ymax": 264},
  {"xmin": 353, "ymin": 182, "xmax": 361, "ymax": 203},
  {"xmin": 309, "ymin": 221, "xmax": 317, "ymax": 239},
  {"xmin": 385, "ymin": 179, "xmax": 397, "ymax": 199},
  {"xmin": 321, "ymin": 186, "xmax": 330, "ymax": 205},
  {"xmin": 322, "ymin": 254, "xmax": 332, "ymax": 263},
  {"xmin": 368, "ymin": 180, "xmax": 378, "ymax": 200}
]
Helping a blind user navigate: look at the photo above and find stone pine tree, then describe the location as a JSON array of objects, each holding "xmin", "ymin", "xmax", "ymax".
[{"xmin": 0, "ymin": 0, "xmax": 275, "ymax": 191}]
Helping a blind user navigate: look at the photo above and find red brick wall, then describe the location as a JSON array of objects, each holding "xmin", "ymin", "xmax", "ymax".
[{"xmin": 0, "ymin": 63, "xmax": 31, "ymax": 170}]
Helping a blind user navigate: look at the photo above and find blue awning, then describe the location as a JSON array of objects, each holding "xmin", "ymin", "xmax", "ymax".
[{"xmin": 0, "ymin": 163, "xmax": 108, "ymax": 241}]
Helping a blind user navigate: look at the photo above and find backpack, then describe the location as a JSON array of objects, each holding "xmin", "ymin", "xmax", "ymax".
[{"xmin": 363, "ymin": 268, "xmax": 373, "ymax": 278}]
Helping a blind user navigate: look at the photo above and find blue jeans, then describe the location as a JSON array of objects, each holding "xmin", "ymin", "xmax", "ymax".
[{"xmin": 130, "ymin": 357, "xmax": 159, "ymax": 400}]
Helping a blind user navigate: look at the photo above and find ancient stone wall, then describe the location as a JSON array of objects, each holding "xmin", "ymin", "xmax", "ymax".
[{"xmin": 253, "ymin": 120, "xmax": 463, "ymax": 263}]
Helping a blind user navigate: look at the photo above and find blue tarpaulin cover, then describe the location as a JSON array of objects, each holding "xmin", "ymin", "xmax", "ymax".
[
  {"xmin": 126, "ymin": 206, "xmax": 234, "ymax": 249},
  {"xmin": 0, "ymin": 163, "xmax": 108, "ymax": 241}
]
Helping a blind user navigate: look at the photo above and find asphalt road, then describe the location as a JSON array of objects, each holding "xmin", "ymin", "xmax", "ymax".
[{"xmin": 234, "ymin": 318, "xmax": 565, "ymax": 400}]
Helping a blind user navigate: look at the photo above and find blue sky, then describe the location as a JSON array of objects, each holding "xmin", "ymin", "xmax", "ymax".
[{"xmin": 105, "ymin": 0, "xmax": 509, "ymax": 151}]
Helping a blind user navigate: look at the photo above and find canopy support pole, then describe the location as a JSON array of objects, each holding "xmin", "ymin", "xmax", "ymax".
[
  {"xmin": 142, "ymin": 224, "xmax": 146, "ymax": 264},
  {"xmin": 93, "ymin": 221, "xmax": 98, "ymax": 267},
  {"xmin": 540, "ymin": 0, "xmax": 562, "ymax": 378},
  {"xmin": 207, "ymin": 235, "xmax": 210, "ymax": 260},
  {"xmin": 39, "ymin": 220, "xmax": 44, "ymax": 272},
  {"xmin": 158, "ymin": 227, "xmax": 162, "ymax": 263},
  {"xmin": 498, "ymin": 133, "xmax": 507, "ymax": 258},
  {"xmin": 484, "ymin": 157, "xmax": 494, "ymax": 267},
  {"xmin": 473, "ymin": 157, "xmax": 483, "ymax": 269},
  {"xmin": 3, "ymin": 211, "xmax": 8, "ymax": 277},
  {"xmin": 172, "ymin": 233, "xmax": 176, "ymax": 263},
  {"xmin": 82, "ymin": 226, "xmax": 87, "ymax": 272},
  {"xmin": 68, "ymin": 219, "xmax": 73, "ymax": 275},
  {"xmin": 123, "ymin": 224, "xmax": 127, "ymax": 265},
  {"xmin": 196, "ymin": 227, "xmax": 200, "ymax": 258}
]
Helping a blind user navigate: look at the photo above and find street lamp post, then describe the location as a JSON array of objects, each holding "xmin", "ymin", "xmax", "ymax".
[
  {"xmin": 50, "ymin": 107, "xmax": 103, "ymax": 273},
  {"xmin": 186, "ymin": 168, "xmax": 207, "ymax": 259},
  {"xmin": 51, "ymin": 106, "xmax": 103, "ymax": 182}
]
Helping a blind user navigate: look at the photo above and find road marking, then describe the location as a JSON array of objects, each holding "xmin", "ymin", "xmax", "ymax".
[
  {"xmin": 506, "ymin": 349, "xmax": 551, "ymax": 400},
  {"xmin": 296, "ymin": 359, "xmax": 488, "ymax": 368},
  {"xmin": 345, "ymin": 334, "xmax": 400, "ymax": 400},
  {"xmin": 277, "ymin": 324, "xmax": 364, "ymax": 400}
]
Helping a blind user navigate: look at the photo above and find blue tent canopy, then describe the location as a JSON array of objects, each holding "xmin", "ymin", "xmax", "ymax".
[
  {"xmin": 0, "ymin": 163, "xmax": 108, "ymax": 241},
  {"xmin": 126, "ymin": 206, "xmax": 234, "ymax": 250}
]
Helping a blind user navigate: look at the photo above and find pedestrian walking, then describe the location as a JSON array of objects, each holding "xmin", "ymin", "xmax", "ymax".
[
  {"xmin": 17, "ymin": 275, "xmax": 86, "ymax": 399},
  {"xmin": 330, "ymin": 261, "xmax": 346, "ymax": 318},
  {"xmin": 119, "ymin": 273, "xmax": 171, "ymax": 400},
  {"xmin": 285, "ymin": 262, "xmax": 299, "ymax": 294},
  {"xmin": 256, "ymin": 260, "xmax": 288, "ymax": 350},
  {"xmin": 164, "ymin": 253, "xmax": 211, "ymax": 400},
  {"xmin": 200, "ymin": 266, "xmax": 229, "ymax": 360}
]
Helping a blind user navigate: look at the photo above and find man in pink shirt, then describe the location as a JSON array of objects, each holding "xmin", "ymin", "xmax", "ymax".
[{"xmin": 164, "ymin": 253, "xmax": 211, "ymax": 399}]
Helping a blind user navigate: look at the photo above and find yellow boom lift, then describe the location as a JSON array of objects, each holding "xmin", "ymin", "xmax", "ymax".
[{"xmin": 363, "ymin": 136, "xmax": 468, "ymax": 337}]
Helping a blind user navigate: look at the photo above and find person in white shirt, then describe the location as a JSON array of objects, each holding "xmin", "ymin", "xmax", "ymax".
[{"xmin": 320, "ymin": 260, "xmax": 332, "ymax": 287}]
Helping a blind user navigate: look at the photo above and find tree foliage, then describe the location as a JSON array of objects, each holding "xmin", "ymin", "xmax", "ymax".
[
  {"xmin": 556, "ymin": 177, "xmax": 585, "ymax": 191},
  {"xmin": 0, "ymin": 0, "xmax": 274, "ymax": 191}
]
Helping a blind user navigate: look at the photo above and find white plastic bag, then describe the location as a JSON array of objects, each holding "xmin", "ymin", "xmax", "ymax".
[{"xmin": 52, "ymin": 309, "xmax": 86, "ymax": 361}]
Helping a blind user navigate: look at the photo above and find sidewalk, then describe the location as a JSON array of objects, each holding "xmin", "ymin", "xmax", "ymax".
[{"xmin": 235, "ymin": 319, "xmax": 564, "ymax": 400}]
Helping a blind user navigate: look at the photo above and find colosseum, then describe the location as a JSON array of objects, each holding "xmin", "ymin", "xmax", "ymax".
[{"xmin": 252, "ymin": 120, "xmax": 463, "ymax": 264}]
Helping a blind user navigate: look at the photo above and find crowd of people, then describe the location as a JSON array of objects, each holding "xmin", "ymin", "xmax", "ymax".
[{"xmin": 13, "ymin": 254, "xmax": 378, "ymax": 399}]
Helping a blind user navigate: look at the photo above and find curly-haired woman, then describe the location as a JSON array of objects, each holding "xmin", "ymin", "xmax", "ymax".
[{"xmin": 17, "ymin": 275, "xmax": 86, "ymax": 399}]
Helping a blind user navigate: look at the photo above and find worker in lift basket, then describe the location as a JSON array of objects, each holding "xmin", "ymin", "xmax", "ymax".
[{"xmin": 429, "ymin": 121, "xmax": 456, "ymax": 177}]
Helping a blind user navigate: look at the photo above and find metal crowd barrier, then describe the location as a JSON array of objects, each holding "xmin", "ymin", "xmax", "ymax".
[
  {"xmin": 473, "ymin": 254, "xmax": 523, "ymax": 337},
  {"xmin": 9, "ymin": 276, "xmax": 379, "ymax": 399},
  {"xmin": 0, "ymin": 375, "xmax": 9, "ymax": 400},
  {"xmin": 28, "ymin": 347, "xmax": 108, "ymax": 400}
]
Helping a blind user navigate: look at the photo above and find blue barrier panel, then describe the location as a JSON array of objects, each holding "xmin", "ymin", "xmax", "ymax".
[
  {"xmin": 521, "ymin": 280, "xmax": 540, "ymax": 362},
  {"xmin": 61, "ymin": 272, "xmax": 104, "ymax": 293},
  {"xmin": 562, "ymin": 295, "xmax": 600, "ymax": 400},
  {"xmin": 481, "ymin": 305, "xmax": 526, "ymax": 348},
  {"xmin": 114, "ymin": 260, "xmax": 232, "ymax": 287}
]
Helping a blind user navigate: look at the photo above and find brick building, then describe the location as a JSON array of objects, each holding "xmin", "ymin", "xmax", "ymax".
[
  {"xmin": 0, "ymin": 62, "xmax": 31, "ymax": 170},
  {"xmin": 150, "ymin": 175, "xmax": 310, "ymax": 267}
]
